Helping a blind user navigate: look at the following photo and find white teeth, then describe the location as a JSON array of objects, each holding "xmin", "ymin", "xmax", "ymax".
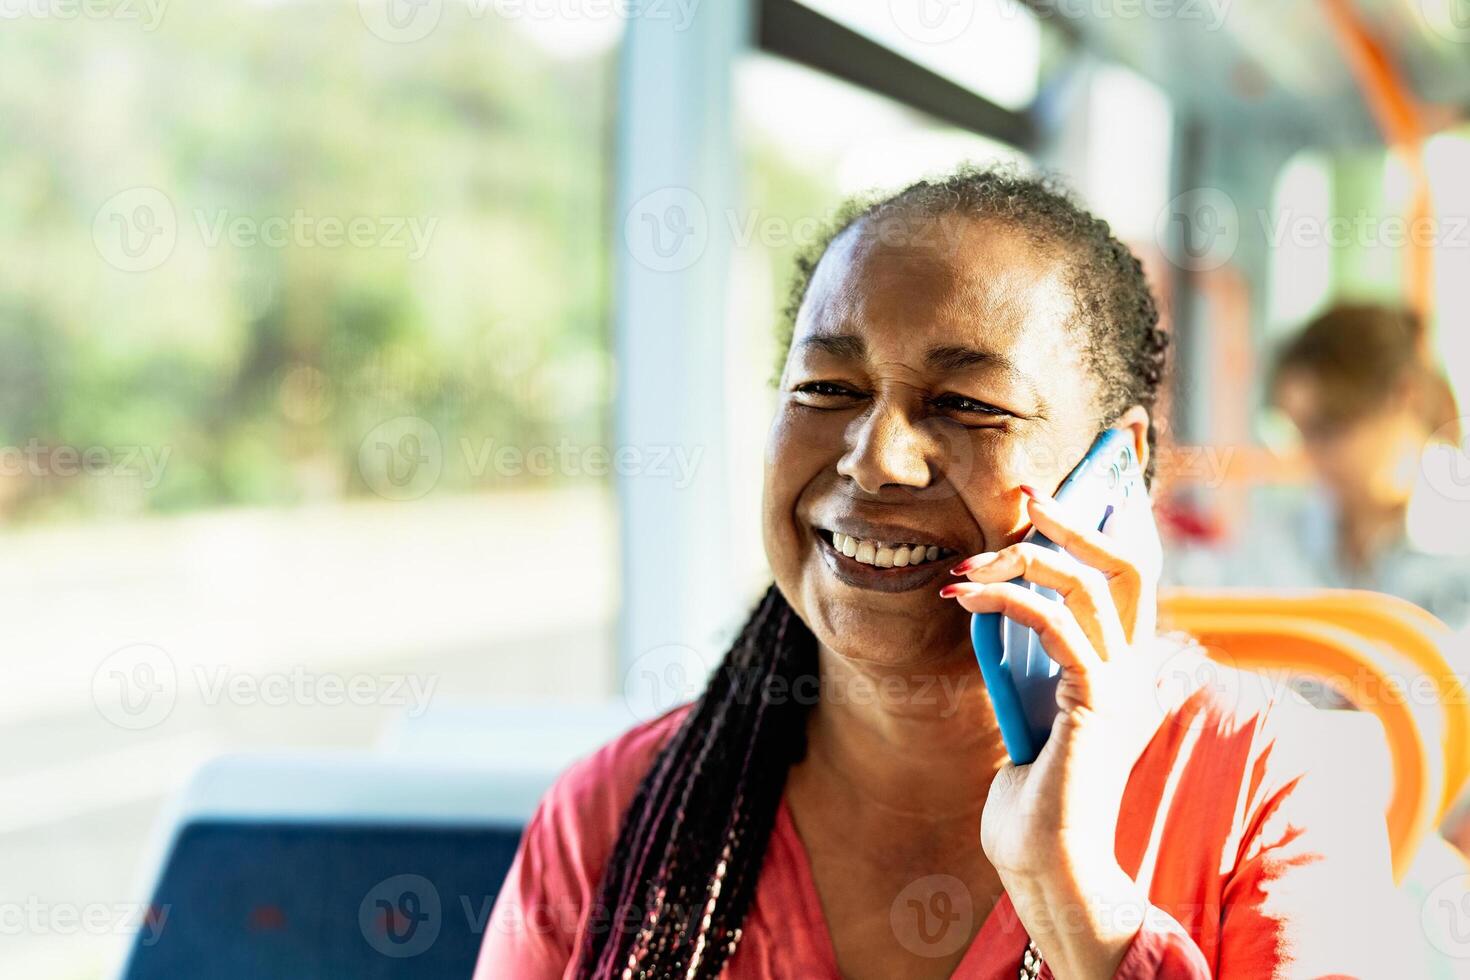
[{"xmin": 828, "ymin": 531, "xmax": 946, "ymax": 569}]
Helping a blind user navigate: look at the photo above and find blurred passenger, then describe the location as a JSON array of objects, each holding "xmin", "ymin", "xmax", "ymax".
[
  {"xmin": 1267, "ymin": 304, "xmax": 1470, "ymax": 628},
  {"xmin": 1169, "ymin": 304, "xmax": 1470, "ymax": 634}
]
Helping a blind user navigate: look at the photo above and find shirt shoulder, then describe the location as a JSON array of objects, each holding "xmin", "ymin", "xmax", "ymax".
[
  {"xmin": 1119, "ymin": 643, "xmax": 1402, "ymax": 976},
  {"xmin": 476, "ymin": 703, "xmax": 693, "ymax": 980},
  {"xmin": 1137, "ymin": 643, "xmax": 1391, "ymax": 819},
  {"xmin": 524, "ymin": 701, "xmax": 695, "ymax": 898},
  {"xmin": 541, "ymin": 702, "xmax": 693, "ymax": 840}
]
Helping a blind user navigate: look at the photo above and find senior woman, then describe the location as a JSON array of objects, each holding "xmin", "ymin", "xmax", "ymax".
[{"xmin": 476, "ymin": 168, "xmax": 1403, "ymax": 978}]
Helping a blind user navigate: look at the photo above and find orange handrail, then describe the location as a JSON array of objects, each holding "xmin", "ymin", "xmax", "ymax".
[
  {"xmin": 1163, "ymin": 588, "xmax": 1467, "ymax": 813},
  {"xmin": 1319, "ymin": 0, "xmax": 1434, "ymax": 325},
  {"xmin": 1160, "ymin": 591, "xmax": 1453, "ymax": 882}
]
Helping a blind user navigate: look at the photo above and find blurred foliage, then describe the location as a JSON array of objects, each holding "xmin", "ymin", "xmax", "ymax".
[
  {"xmin": 0, "ymin": 1, "xmax": 613, "ymax": 523},
  {"xmin": 740, "ymin": 139, "xmax": 844, "ymax": 376}
]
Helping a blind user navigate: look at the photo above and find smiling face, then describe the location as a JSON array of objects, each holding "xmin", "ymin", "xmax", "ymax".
[{"xmin": 763, "ymin": 212, "xmax": 1113, "ymax": 668}]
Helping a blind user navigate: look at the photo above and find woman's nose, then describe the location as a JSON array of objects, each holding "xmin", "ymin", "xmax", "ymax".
[{"xmin": 836, "ymin": 405, "xmax": 932, "ymax": 495}]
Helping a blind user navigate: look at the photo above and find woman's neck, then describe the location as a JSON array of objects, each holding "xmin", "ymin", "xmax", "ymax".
[
  {"xmin": 1337, "ymin": 496, "xmax": 1408, "ymax": 576},
  {"xmin": 794, "ymin": 641, "xmax": 1009, "ymax": 820}
]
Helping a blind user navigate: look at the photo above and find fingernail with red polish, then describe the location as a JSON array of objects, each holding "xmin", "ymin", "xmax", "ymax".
[
  {"xmin": 1019, "ymin": 484, "xmax": 1039, "ymax": 499},
  {"xmin": 952, "ymin": 552, "xmax": 996, "ymax": 575},
  {"xmin": 938, "ymin": 584, "xmax": 960, "ymax": 598}
]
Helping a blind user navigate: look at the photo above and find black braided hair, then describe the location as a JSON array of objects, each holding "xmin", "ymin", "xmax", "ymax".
[
  {"xmin": 575, "ymin": 165, "xmax": 1168, "ymax": 978},
  {"xmin": 574, "ymin": 586, "xmax": 815, "ymax": 979}
]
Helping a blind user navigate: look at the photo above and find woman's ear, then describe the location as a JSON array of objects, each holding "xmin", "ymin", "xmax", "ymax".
[{"xmin": 1115, "ymin": 405, "xmax": 1151, "ymax": 477}]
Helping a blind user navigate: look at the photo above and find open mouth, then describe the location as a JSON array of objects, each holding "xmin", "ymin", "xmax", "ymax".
[
  {"xmin": 824, "ymin": 530, "xmax": 952, "ymax": 569},
  {"xmin": 812, "ymin": 525, "xmax": 964, "ymax": 593}
]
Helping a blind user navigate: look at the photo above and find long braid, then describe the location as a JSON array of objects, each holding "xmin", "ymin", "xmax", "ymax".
[{"xmin": 574, "ymin": 586, "xmax": 815, "ymax": 978}]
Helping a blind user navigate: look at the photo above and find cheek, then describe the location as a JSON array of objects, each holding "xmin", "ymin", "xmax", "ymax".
[
  {"xmin": 762, "ymin": 408, "xmax": 835, "ymax": 566},
  {"xmin": 951, "ymin": 430, "xmax": 1078, "ymax": 549}
]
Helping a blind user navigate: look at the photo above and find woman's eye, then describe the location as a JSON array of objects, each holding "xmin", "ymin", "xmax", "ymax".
[
  {"xmin": 934, "ymin": 393, "xmax": 1008, "ymax": 418},
  {"xmin": 793, "ymin": 381, "xmax": 863, "ymax": 402}
]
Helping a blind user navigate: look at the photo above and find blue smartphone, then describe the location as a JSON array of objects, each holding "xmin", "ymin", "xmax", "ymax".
[{"xmin": 970, "ymin": 428, "xmax": 1146, "ymax": 764}]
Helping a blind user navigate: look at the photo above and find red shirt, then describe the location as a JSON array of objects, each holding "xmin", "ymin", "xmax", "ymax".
[{"xmin": 476, "ymin": 657, "xmax": 1411, "ymax": 978}]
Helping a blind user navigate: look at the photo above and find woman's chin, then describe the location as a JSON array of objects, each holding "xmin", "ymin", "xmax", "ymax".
[{"xmin": 806, "ymin": 592, "xmax": 970, "ymax": 671}]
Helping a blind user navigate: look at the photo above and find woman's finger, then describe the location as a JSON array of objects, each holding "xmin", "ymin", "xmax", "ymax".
[
  {"xmin": 1099, "ymin": 487, "xmax": 1163, "ymax": 578},
  {"xmin": 1021, "ymin": 487, "xmax": 1140, "ymax": 581},
  {"xmin": 942, "ymin": 581, "xmax": 1104, "ymax": 685},
  {"xmin": 1020, "ymin": 489, "xmax": 1148, "ymax": 634},
  {"xmin": 1100, "ymin": 491, "xmax": 1162, "ymax": 641},
  {"xmin": 952, "ymin": 543, "xmax": 1127, "ymax": 658}
]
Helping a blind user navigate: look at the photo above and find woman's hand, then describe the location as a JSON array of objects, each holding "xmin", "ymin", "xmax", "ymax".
[{"xmin": 940, "ymin": 483, "xmax": 1170, "ymax": 979}]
